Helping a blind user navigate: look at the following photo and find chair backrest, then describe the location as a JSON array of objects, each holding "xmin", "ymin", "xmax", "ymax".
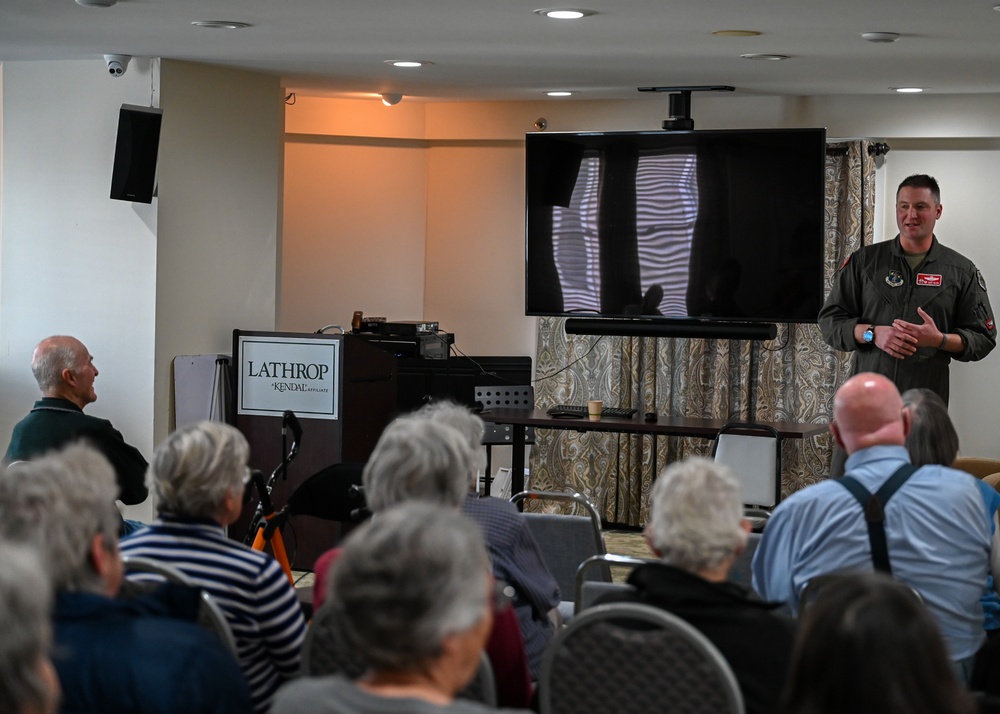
[
  {"xmin": 510, "ymin": 491, "xmax": 607, "ymax": 600},
  {"xmin": 539, "ymin": 602, "xmax": 745, "ymax": 714},
  {"xmin": 983, "ymin": 472, "xmax": 1000, "ymax": 494},
  {"xmin": 574, "ymin": 554, "xmax": 652, "ymax": 615},
  {"xmin": 301, "ymin": 600, "xmax": 497, "ymax": 706},
  {"xmin": 954, "ymin": 457, "xmax": 1000, "ymax": 480},
  {"xmin": 712, "ymin": 422, "xmax": 781, "ymax": 510},
  {"xmin": 122, "ymin": 555, "xmax": 238, "ymax": 657},
  {"xmin": 286, "ymin": 461, "xmax": 366, "ymax": 522}
]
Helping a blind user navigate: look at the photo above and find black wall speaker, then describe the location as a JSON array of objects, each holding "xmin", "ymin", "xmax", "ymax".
[{"xmin": 110, "ymin": 104, "xmax": 163, "ymax": 204}]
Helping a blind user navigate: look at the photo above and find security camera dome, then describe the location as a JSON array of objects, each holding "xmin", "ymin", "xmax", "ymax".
[{"xmin": 104, "ymin": 54, "xmax": 131, "ymax": 78}]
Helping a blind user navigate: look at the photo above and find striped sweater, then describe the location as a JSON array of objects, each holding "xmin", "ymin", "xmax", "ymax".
[{"xmin": 121, "ymin": 516, "xmax": 307, "ymax": 713}]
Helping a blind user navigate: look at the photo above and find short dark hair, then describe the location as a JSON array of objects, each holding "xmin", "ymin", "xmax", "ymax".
[
  {"xmin": 902, "ymin": 388, "xmax": 959, "ymax": 467},
  {"xmin": 783, "ymin": 572, "xmax": 975, "ymax": 714},
  {"xmin": 896, "ymin": 174, "xmax": 941, "ymax": 203}
]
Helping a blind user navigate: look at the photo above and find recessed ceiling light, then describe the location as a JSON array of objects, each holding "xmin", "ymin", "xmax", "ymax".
[
  {"xmin": 712, "ymin": 30, "xmax": 761, "ymax": 37},
  {"xmin": 861, "ymin": 31, "xmax": 900, "ymax": 43},
  {"xmin": 740, "ymin": 53, "xmax": 789, "ymax": 61},
  {"xmin": 191, "ymin": 21, "xmax": 252, "ymax": 29},
  {"xmin": 75, "ymin": 0, "xmax": 116, "ymax": 7},
  {"xmin": 891, "ymin": 87, "xmax": 925, "ymax": 93},
  {"xmin": 384, "ymin": 60, "xmax": 433, "ymax": 68},
  {"xmin": 547, "ymin": 91, "xmax": 573, "ymax": 97},
  {"xmin": 534, "ymin": 8, "xmax": 596, "ymax": 19}
]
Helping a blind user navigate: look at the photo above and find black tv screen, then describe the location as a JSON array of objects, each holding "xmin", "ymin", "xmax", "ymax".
[{"xmin": 525, "ymin": 128, "xmax": 827, "ymax": 324}]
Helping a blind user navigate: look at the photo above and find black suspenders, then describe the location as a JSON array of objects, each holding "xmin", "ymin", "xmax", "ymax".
[{"xmin": 836, "ymin": 463, "xmax": 917, "ymax": 574}]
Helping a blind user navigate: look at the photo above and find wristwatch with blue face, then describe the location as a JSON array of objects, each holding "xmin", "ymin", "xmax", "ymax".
[{"xmin": 863, "ymin": 325, "xmax": 876, "ymax": 344}]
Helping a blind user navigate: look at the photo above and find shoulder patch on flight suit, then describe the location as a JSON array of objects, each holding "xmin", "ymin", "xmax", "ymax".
[{"xmin": 978, "ymin": 269, "xmax": 988, "ymax": 292}]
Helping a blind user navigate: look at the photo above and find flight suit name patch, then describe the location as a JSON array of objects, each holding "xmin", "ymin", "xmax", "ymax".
[{"xmin": 916, "ymin": 273, "xmax": 942, "ymax": 287}]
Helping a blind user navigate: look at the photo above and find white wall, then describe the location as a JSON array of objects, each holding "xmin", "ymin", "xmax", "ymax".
[
  {"xmin": 281, "ymin": 97, "xmax": 429, "ymax": 332},
  {"xmin": 281, "ymin": 140, "xmax": 428, "ymax": 332},
  {"xmin": 0, "ymin": 60, "xmax": 158, "ymax": 523},
  {"xmin": 155, "ymin": 61, "xmax": 283, "ymax": 442},
  {"xmin": 424, "ymin": 144, "xmax": 535, "ymax": 356}
]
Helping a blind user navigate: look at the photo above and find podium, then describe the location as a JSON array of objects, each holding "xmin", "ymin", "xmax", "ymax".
[{"xmin": 231, "ymin": 330, "xmax": 397, "ymax": 568}]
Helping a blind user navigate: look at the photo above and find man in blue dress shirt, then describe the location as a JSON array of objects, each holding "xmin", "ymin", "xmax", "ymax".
[{"xmin": 752, "ymin": 372, "xmax": 997, "ymax": 675}]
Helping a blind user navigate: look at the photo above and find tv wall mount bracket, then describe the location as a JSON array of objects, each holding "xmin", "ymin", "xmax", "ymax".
[{"xmin": 637, "ymin": 85, "xmax": 736, "ymax": 131}]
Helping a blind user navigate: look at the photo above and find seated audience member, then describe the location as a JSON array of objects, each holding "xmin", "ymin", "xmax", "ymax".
[
  {"xmin": 274, "ymin": 503, "xmax": 529, "ymax": 714},
  {"xmin": 0, "ymin": 543, "xmax": 60, "ymax": 714},
  {"xmin": 596, "ymin": 456, "xmax": 794, "ymax": 714},
  {"xmin": 119, "ymin": 421, "xmax": 306, "ymax": 714},
  {"xmin": 3, "ymin": 335, "xmax": 148, "ymax": 535},
  {"xmin": 312, "ymin": 416, "xmax": 533, "ymax": 709},
  {"xmin": 783, "ymin": 572, "xmax": 976, "ymax": 714},
  {"xmin": 418, "ymin": 400, "xmax": 560, "ymax": 678},
  {"xmin": 900, "ymin": 388, "xmax": 961, "ymax": 468},
  {"xmin": 0, "ymin": 444, "xmax": 251, "ymax": 714},
  {"xmin": 902, "ymin": 387, "xmax": 1000, "ymax": 640},
  {"xmin": 752, "ymin": 372, "xmax": 996, "ymax": 676}
]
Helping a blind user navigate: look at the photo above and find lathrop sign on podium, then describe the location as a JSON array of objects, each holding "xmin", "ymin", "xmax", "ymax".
[
  {"xmin": 231, "ymin": 330, "xmax": 397, "ymax": 567},
  {"xmin": 237, "ymin": 334, "xmax": 340, "ymax": 419}
]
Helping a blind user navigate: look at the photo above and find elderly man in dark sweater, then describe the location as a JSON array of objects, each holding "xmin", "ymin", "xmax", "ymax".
[{"xmin": 4, "ymin": 335, "xmax": 148, "ymax": 522}]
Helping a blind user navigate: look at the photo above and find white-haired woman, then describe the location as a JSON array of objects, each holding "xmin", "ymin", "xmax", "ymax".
[
  {"xmin": 274, "ymin": 503, "xmax": 529, "ymax": 714},
  {"xmin": 418, "ymin": 400, "xmax": 560, "ymax": 680},
  {"xmin": 596, "ymin": 456, "xmax": 795, "ymax": 714},
  {"xmin": 311, "ymin": 415, "xmax": 533, "ymax": 709},
  {"xmin": 120, "ymin": 420, "xmax": 307, "ymax": 714}
]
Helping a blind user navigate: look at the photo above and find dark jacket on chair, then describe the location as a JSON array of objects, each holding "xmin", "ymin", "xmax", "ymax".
[{"xmin": 54, "ymin": 584, "xmax": 251, "ymax": 714}]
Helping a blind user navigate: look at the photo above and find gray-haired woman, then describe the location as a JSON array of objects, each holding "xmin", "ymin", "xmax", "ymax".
[{"xmin": 274, "ymin": 502, "xmax": 529, "ymax": 714}]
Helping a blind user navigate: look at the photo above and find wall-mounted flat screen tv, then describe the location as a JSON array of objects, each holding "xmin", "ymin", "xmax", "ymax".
[{"xmin": 525, "ymin": 128, "xmax": 827, "ymax": 324}]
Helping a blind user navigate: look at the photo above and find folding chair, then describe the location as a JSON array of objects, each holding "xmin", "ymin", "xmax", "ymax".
[
  {"xmin": 122, "ymin": 555, "xmax": 238, "ymax": 658},
  {"xmin": 573, "ymin": 553, "xmax": 652, "ymax": 615},
  {"xmin": 712, "ymin": 421, "xmax": 781, "ymax": 526},
  {"xmin": 301, "ymin": 600, "xmax": 497, "ymax": 706},
  {"xmin": 539, "ymin": 602, "xmax": 745, "ymax": 714},
  {"xmin": 510, "ymin": 490, "xmax": 608, "ymax": 620}
]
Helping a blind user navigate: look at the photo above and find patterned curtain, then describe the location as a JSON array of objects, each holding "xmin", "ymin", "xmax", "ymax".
[{"xmin": 529, "ymin": 141, "xmax": 875, "ymax": 526}]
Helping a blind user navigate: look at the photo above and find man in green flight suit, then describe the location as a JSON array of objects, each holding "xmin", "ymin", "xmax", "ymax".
[{"xmin": 818, "ymin": 174, "xmax": 995, "ymax": 475}]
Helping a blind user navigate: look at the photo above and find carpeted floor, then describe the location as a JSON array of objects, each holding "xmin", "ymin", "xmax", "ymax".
[
  {"xmin": 603, "ymin": 529, "xmax": 648, "ymax": 558},
  {"xmin": 601, "ymin": 529, "xmax": 651, "ymax": 582}
]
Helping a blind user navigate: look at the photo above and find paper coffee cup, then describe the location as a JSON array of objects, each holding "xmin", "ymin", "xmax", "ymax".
[{"xmin": 588, "ymin": 400, "xmax": 603, "ymax": 420}]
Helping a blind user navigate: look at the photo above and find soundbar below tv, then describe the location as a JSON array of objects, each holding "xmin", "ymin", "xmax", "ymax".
[{"xmin": 525, "ymin": 127, "xmax": 827, "ymax": 325}]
